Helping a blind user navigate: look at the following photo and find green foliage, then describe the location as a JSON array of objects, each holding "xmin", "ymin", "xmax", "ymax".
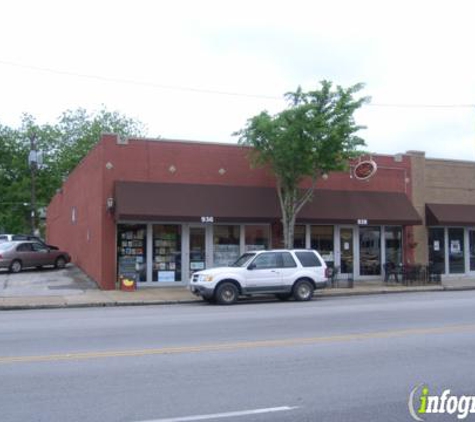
[
  {"xmin": 0, "ymin": 108, "xmax": 147, "ymax": 234},
  {"xmin": 0, "ymin": 124, "xmax": 30, "ymax": 233},
  {"xmin": 235, "ymin": 80, "xmax": 369, "ymax": 247}
]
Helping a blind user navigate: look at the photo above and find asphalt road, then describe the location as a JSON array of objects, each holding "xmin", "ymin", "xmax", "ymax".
[{"xmin": 1, "ymin": 291, "xmax": 475, "ymax": 422}]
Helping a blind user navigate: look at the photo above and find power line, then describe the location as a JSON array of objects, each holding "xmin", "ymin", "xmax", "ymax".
[
  {"xmin": 367, "ymin": 103, "xmax": 475, "ymax": 109},
  {"xmin": 0, "ymin": 59, "xmax": 280, "ymax": 100},
  {"xmin": 1, "ymin": 59, "xmax": 475, "ymax": 109}
]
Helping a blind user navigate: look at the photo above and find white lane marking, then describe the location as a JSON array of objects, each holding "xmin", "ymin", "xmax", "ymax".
[{"xmin": 138, "ymin": 406, "xmax": 299, "ymax": 422}]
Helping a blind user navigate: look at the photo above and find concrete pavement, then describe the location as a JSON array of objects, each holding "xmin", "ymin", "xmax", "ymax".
[
  {"xmin": 3, "ymin": 290, "xmax": 475, "ymax": 421},
  {"xmin": 1, "ymin": 265, "xmax": 474, "ymax": 310}
]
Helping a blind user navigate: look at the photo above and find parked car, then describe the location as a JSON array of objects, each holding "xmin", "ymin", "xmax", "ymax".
[
  {"xmin": 189, "ymin": 249, "xmax": 328, "ymax": 305},
  {"xmin": 0, "ymin": 241, "xmax": 71, "ymax": 273},
  {"xmin": 0, "ymin": 234, "xmax": 59, "ymax": 250}
]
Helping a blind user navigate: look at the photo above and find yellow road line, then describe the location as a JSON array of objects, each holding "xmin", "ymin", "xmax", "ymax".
[{"xmin": 1, "ymin": 323, "xmax": 474, "ymax": 365}]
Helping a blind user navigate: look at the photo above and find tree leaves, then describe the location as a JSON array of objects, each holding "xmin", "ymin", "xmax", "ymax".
[
  {"xmin": 0, "ymin": 108, "xmax": 146, "ymax": 234},
  {"xmin": 235, "ymin": 80, "xmax": 369, "ymax": 247}
]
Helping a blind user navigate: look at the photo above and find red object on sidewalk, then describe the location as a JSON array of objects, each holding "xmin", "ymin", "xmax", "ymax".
[{"xmin": 120, "ymin": 276, "xmax": 136, "ymax": 292}]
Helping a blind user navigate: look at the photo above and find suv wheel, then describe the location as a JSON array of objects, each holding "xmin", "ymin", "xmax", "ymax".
[
  {"xmin": 215, "ymin": 282, "xmax": 239, "ymax": 305},
  {"xmin": 9, "ymin": 260, "xmax": 22, "ymax": 273},
  {"xmin": 293, "ymin": 279, "xmax": 314, "ymax": 301}
]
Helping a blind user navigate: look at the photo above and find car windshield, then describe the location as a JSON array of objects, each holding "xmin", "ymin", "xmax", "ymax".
[{"xmin": 231, "ymin": 253, "xmax": 256, "ymax": 267}]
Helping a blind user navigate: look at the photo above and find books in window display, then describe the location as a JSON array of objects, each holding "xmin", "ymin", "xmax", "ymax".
[
  {"xmin": 154, "ymin": 237, "xmax": 177, "ymax": 247},
  {"xmin": 154, "ymin": 239, "xmax": 177, "ymax": 248},
  {"xmin": 154, "ymin": 262, "xmax": 175, "ymax": 271},
  {"xmin": 123, "ymin": 230, "xmax": 145, "ymax": 240}
]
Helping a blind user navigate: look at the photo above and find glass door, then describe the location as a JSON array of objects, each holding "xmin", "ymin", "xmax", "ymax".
[
  {"xmin": 448, "ymin": 228, "xmax": 464, "ymax": 274},
  {"xmin": 359, "ymin": 226, "xmax": 382, "ymax": 276},
  {"xmin": 339, "ymin": 227, "xmax": 354, "ymax": 277},
  {"xmin": 469, "ymin": 229, "xmax": 475, "ymax": 272},
  {"xmin": 117, "ymin": 224, "xmax": 147, "ymax": 285},
  {"xmin": 189, "ymin": 227, "xmax": 206, "ymax": 276}
]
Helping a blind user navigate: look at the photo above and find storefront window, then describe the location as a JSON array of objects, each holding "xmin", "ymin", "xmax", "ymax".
[
  {"xmin": 153, "ymin": 224, "xmax": 182, "ymax": 282},
  {"xmin": 117, "ymin": 224, "xmax": 147, "ymax": 283},
  {"xmin": 340, "ymin": 228, "xmax": 353, "ymax": 274},
  {"xmin": 385, "ymin": 226, "xmax": 403, "ymax": 266},
  {"xmin": 311, "ymin": 226, "xmax": 334, "ymax": 266},
  {"xmin": 448, "ymin": 228, "xmax": 464, "ymax": 274},
  {"xmin": 360, "ymin": 226, "xmax": 381, "ymax": 276},
  {"xmin": 470, "ymin": 230, "xmax": 475, "ymax": 272},
  {"xmin": 213, "ymin": 225, "xmax": 240, "ymax": 267},
  {"xmin": 245, "ymin": 225, "xmax": 270, "ymax": 251},
  {"xmin": 190, "ymin": 227, "xmax": 206, "ymax": 275},
  {"xmin": 294, "ymin": 225, "xmax": 306, "ymax": 249},
  {"xmin": 428, "ymin": 228, "xmax": 445, "ymax": 273}
]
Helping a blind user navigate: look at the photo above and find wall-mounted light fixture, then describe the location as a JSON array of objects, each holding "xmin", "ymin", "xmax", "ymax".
[{"xmin": 106, "ymin": 197, "xmax": 115, "ymax": 212}]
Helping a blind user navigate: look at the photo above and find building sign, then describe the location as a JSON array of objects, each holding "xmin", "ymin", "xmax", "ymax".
[
  {"xmin": 357, "ymin": 219, "xmax": 368, "ymax": 225},
  {"xmin": 201, "ymin": 216, "xmax": 214, "ymax": 223},
  {"xmin": 118, "ymin": 257, "xmax": 138, "ymax": 285},
  {"xmin": 450, "ymin": 240, "xmax": 461, "ymax": 254},
  {"xmin": 158, "ymin": 271, "xmax": 175, "ymax": 282},
  {"xmin": 354, "ymin": 160, "xmax": 378, "ymax": 180},
  {"xmin": 190, "ymin": 261, "xmax": 205, "ymax": 270}
]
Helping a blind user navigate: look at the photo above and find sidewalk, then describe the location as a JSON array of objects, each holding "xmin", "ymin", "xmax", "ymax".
[{"xmin": 1, "ymin": 266, "xmax": 474, "ymax": 310}]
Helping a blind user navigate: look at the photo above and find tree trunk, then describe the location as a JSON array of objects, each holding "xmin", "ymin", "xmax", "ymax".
[
  {"xmin": 277, "ymin": 183, "xmax": 299, "ymax": 249},
  {"xmin": 277, "ymin": 178, "xmax": 319, "ymax": 249},
  {"xmin": 282, "ymin": 213, "xmax": 297, "ymax": 249}
]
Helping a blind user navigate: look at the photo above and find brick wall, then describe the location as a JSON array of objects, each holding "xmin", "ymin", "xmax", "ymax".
[{"xmin": 47, "ymin": 134, "xmax": 414, "ymax": 289}]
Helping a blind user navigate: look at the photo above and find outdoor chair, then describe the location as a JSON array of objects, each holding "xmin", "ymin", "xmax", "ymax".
[
  {"xmin": 327, "ymin": 266, "xmax": 340, "ymax": 287},
  {"xmin": 383, "ymin": 262, "xmax": 400, "ymax": 283}
]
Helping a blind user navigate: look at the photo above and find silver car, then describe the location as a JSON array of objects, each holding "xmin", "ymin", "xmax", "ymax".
[{"xmin": 0, "ymin": 241, "xmax": 71, "ymax": 273}]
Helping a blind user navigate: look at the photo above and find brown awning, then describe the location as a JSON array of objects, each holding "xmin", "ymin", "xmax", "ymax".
[
  {"xmin": 114, "ymin": 181, "xmax": 422, "ymax": 225},
  {"xmin": 426, "ymin": 203, "xmax": 475, "ymax": 226}
]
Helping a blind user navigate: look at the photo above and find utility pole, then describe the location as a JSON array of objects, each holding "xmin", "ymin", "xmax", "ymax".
[{"xmin": 28, "ymin": 134, "xmax": 38, "ymax": 235}]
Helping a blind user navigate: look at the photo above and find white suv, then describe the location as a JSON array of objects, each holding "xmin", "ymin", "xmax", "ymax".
[{"xmin": 189, "ymin": 249, "xmax": 328, "ymax": 305}]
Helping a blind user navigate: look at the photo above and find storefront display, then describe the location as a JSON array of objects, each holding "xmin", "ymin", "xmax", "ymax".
[
  {"xmin": 245, "ymin": 225, "xmax": 269, "ymax": 251},
  {"xmin": 360, "ymin": 226, "xmax": 381, "ymax": 276},
  {"xmin": 115, "ymin": 221, "xmax": 411, "ymax": 287},
  {"xmin": 340, "ymin": 227, "xmax": 353, "ymax": 274},
  {"xmin": 153, "ymin": 225, "xmax": 182, "ymax": 282},
  {"xmin": 117, "ymin": 224, "xmax": 147, "ymax": 283},
  {"xmin": 448, "ymin": 228, "xmax": 464, "ymax": 274},
  {"xmin": 311, "ymin": 226, "xmax": 334, "ymax": 266},
  {"xmin": 213, "ymin": 225, "xmax": 240, "ymax": 267},
  {"xmin": 385, "ymin": 226, "xmax": 403, "ymax": 266},
  {"xmin": 470, "ymin": 230, "xmax": 475, "ymax": 272},
  {"xmin": 294, "ymin": 225, "xmax": 306, "ymax": 249}
]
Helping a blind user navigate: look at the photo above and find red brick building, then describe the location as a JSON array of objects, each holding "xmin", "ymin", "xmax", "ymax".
[{"xmin": 47, "ymin": 134, "xmax": 421, "ymax": 290}]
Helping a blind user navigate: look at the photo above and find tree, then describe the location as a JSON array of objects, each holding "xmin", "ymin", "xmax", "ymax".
[
  {"xmin": 0, "ymin": 124, "xmax": 31, "ymax": 233},
  {"xmin": 52, "ymin": 108, "xmax": 147, "ymax": 186},
  {"xmin": 235, "ymin": 80, "xmax": 369, "ymax": 248},
  {"xmin": 0, "ymin": 108, "xmax": 147, "ymax": 234}
]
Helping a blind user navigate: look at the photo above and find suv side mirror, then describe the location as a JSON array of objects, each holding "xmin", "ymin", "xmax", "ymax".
[{"xmin": 247, "ymin": 263, "xmax": 256, "ymax": 270}]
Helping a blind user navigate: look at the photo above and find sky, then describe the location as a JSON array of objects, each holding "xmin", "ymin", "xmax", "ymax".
[{"xmin": 0, "ymin": 0, "xmax": 474, "ymax": 161}]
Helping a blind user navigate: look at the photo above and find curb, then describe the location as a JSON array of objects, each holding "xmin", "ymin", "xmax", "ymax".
[
  {"xmin": 2, "ymin": 284, "xmax": 474, "ymax": 311},
  {"xmin": 0, "ymin": 299, "xmax": 202, "ymax": 311}
]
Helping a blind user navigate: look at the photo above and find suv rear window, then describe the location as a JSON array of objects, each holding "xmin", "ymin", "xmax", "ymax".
[
  {"xmin": 281, "ymin": 252, "xmax": 297, "ymax": 268},
  {"xmin": 295, "ymin": 251, "xmax": 322, "ymax": 267}
]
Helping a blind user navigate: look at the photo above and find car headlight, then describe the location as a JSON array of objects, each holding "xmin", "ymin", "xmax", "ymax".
[{"xmin": 198, "ymin": 274, "xmax": 214, "ymax": 282}]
